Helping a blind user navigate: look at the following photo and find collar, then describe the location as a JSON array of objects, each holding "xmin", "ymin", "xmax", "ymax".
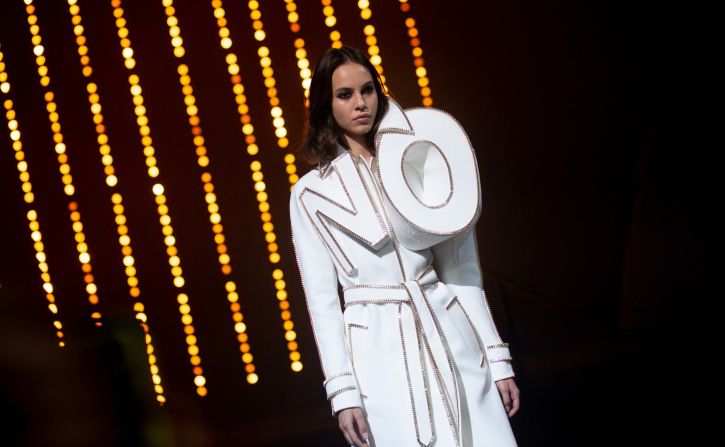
[{"xmin": 318, "ymin": 143, "xmax": 349, "ymax": 179}]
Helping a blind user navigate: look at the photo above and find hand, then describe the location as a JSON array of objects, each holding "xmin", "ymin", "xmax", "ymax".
[
  {"xmin": 337, "ymin": 407, "xmax": 370, "ymax": 446},
  {"xmin": 495, "ymin": 377, "xmax": 520, "ymax": 417}
]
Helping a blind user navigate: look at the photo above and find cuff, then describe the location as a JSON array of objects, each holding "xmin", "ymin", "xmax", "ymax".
[
  {"xmin": 486, "ymin": 342, "xmax": 515, "ymax": 381},
  {"xmin": 324, "ymin": 372, "xmax": 362, "ymax": 416}
]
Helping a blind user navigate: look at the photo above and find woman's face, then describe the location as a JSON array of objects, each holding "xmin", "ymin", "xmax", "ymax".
[{"xmin": 331, "ymin": 62, "xmax": 378, "ymax": 145}]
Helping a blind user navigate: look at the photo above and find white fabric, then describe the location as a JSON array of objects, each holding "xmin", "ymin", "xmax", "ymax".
[
  {"xmin": 289, "ymin": 104, "xmax": 517, "ymax": 446},
  {"xmin": 375, "ymin": 99, "xmax": 482, "ymax": 250}
]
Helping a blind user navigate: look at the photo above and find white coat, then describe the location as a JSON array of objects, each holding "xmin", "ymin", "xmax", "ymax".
[{"xmin": 289, "ymin": 103, "xmax": 518, "ymax": 447}]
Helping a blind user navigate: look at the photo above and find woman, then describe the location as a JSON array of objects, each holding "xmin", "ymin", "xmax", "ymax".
[{"xmin": 290, "ymin": 46, "xmax": 520, "ymax": 447}]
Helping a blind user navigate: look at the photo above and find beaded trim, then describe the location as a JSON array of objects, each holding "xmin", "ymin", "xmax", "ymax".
[
  {"xmin": 298, "ymin": 154, "xmax": 389, "ymax": 276},
  {"xmin": 489, "ymin": 357, "xmax": 513, "ymax": 363},
  {"xmin": 323, "ymin": 371, "xmax": 353, "ymax": 387},
  {"xmin": 327, "ymin": 385, "xmax": 357, "ymax": 400},
  {"xmin": 446, "ymin": 296, "xmax": 486, "ymax": 367},
  {"xmin": 486, "ymin": 342, "xmax": 510, "ymax": 350}
]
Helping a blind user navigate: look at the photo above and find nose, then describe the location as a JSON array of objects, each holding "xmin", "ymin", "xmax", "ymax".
[{"xmin": 354, "ymin": 92, "xmax": 366, "ymax": 110}]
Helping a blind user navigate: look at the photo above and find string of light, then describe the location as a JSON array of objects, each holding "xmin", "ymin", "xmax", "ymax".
[
  {"xmin": 242, "ymin": 0, "xmax": 299, "ymax": 189},
  {"xmin": 281, "ymin": 1, "xmax": 312, "ymax": 100},
  {"xmin": 158, "ymin": 0, "xmax": 259, "ymax": 384},
  {"xmin": 0, "ymin": 42, "xmax": 65, "ymax": 347},
  {"xmin": 22, "ymin": 0, "xmax": 103, "ymax": 326},
  {"xmin": 209, "ymin": 0, "xmax": 302, "ymax": 374},
  {"xmin": 356, "ymin": 0, "xmax": 386, "ymax": 86},
  {"xmin": 398, "ymin": 0, "xmax": 432, "ymax": 106},
  {"xmin": 110, "ymin": 0, "xmax": 207, "ymax": 396},
  {"xmin": 320, "ymin": 0, "xmax": 343, "ymax": 48},
  {"xmin": 2, "ymin": 0, "xmax": 438, "ymax": 397},
  {"xmin": 63, "ymin": 0, "xmax": 166, "ymax": 404}
]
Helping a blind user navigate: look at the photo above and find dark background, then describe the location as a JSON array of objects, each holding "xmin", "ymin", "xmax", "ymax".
[{"xmin": 0, "ymin": 0, "xmax": 713, "ymax": 446}]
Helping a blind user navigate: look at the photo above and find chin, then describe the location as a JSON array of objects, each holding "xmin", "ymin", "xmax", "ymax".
[{"xmin": 355, "ymin": 125, "xmax": 373, "ymax": 134}]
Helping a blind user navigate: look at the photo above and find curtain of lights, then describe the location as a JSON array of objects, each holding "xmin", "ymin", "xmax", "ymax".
[{"xmin": 0, "ymin": 0, "xmax": 433, "ymax": 405}]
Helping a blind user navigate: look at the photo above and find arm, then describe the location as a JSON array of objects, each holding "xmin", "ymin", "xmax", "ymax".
[
  {"xmin": 289, "ymin": 185, "xmax": 362, "ymax": 416},
  {"xmin": 431, "ymin": 226, "xmax": 515, "ymax": 381}
]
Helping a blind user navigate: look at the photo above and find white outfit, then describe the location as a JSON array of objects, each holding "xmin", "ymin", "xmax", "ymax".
[{"xmin": 290, "ymin": 144, "xmax": 517, "ymax": 446}]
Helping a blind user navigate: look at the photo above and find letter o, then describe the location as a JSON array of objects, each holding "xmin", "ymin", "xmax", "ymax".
[{"xmin": 375, "ymin": 100, "xmax": 481, "ymax": 250}]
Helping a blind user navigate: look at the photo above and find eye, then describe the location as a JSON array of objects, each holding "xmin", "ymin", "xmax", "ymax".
[
  {"xmin": 363, "ymin": 85, "xmax": 374, "ymax": 93},
  {"xmin": 337, "ymin": 91, "xmax": 351, "ymax": 99}
]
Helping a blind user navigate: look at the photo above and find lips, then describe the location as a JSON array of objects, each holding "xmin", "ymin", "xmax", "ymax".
[{"xmin": 354, "ymin": 114, "xmax": 371, "ymax": 122}]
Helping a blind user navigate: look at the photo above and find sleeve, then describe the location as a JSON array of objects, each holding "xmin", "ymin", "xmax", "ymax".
[
  {"xmin": 431, "ymin": 226, "xmax": 515, "ymax": 381},
  {"xmin": 289, "ymin": 184, "xmax": 363, "ymax": 416}
]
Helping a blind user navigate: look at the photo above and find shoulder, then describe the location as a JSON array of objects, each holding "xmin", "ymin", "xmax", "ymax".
[
  {"xmin": 291, "ymin": 168, "xmax": 321, "ymax": 197},
  {"xmin": 291, "ymin": 149, "xmax": 351, "ymax": 200},
  {"xmin": 290, "ymin": 168, "xmax": 331, "ymax": 209}
]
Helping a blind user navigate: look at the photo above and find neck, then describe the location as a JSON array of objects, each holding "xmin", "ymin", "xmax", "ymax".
[{"xmin": 344, "ymin": 134, "xmax": 373, "ymax": 160}]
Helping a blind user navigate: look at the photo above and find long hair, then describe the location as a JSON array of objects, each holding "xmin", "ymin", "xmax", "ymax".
[{"xmin": 301, "ymin": 46, "xmax": 389, "ymax": 166}]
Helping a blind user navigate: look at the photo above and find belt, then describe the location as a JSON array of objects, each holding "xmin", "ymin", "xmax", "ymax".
[{"xmin": 343, "ymin": 266, "xmax": 461, "ymax": 447}]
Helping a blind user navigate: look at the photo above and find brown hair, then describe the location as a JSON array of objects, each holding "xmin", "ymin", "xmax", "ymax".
[{"xmin": 301, "ymin": 46, "xmax": 389, "ymax": 166}]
